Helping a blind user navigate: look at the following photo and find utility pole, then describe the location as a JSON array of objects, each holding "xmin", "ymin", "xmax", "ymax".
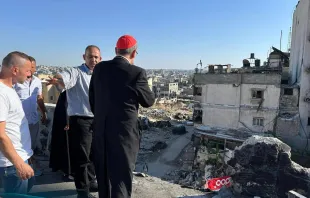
[{"xmin": 287, "ymin": 27, "xmax": 292, "ymax": 52}]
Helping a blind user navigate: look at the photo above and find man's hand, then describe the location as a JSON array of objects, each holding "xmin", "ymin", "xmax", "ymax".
[
  {"xmin": 64, "ymin": 124, "xmax": 69, "ymax": 131},
  {"xmin": 15, "ymin": 161, "xmax": 34, "ymax": 180},
  {"xmin": 46, "ymin": 76, "xmax": 58, "ymax": 86}
]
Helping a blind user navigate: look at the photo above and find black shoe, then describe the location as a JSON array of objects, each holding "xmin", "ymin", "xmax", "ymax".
[
  {"xmin": 77, "ymin": 194, "xmax": 96, "ymax": 198},
  {"xmin": 77, "ymin": 191, "xmax": 97, "ymax": 198},
  {"xmin": 90, "ymin": 180, "xmax": 98, "ymax": 192},
  {"xmin": 62, "ymin": 174, "xmax": 74, "ymax": 182}
]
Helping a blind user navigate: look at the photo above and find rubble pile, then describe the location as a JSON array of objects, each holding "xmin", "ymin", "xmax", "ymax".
[
  {"xmin": 164, "ymin": 169, "xmax": 205, "ymax": 189},
  {"xmin": 139, "ymin": 102, "xmax": 193, "ymax": 121},
  {"xmin": 173, "ymin": 112, "xmax": 191, "ymax": 120},
  {"xmin": 149, "ymin": 120, "xmax": 172, "ymax": 128},
  {"xmin": 227, "ymin": 135, "xmax": 310, "ymax": 198},
  {"xmin": 139, "ymin": 116, "xmax": 172, "ymax": 129},
  {"xmin": 139, "ymin": 108, "xmax": 171, "ymax": 120}
]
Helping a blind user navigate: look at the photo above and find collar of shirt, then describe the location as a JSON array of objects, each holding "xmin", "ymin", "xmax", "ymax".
[
  {"xmin": 81, "ymin": 64, "xmax": 93, "ymax": 75},
  {"xmin": 115, "ymin": 55, "xmax": 130, "ymax": 64}
]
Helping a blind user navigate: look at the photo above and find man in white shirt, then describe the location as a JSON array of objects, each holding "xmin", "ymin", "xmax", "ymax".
[
  {"xmin": 14, "ymin": 56, "xmax": 47, "ymax": 176},
  {"xmin": 0, "ymin": 51, "xmax": 35, "ymax": 194},
  {"xmin": 47, "ymin": 45, "xmax": 100, "ymax": 198}
]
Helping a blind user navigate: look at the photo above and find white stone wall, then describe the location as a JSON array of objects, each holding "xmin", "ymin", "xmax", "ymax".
[
  {"xmin": 289, "ymin": 0, "xmax": 310, "ymax": 137},
  {"xmin": 201, "ymin": 83, "xmax": 280, "ymax": 132}
]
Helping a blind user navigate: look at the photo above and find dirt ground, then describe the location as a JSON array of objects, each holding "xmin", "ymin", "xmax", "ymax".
[{"xmin": 132, "ymin": 176, "xmax": 211, "ymax": 198}]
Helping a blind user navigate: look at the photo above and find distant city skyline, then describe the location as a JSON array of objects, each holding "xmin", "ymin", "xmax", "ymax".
[{"xmin": 0, "ymin": 0, "xmax": 298, "ymax": 69}]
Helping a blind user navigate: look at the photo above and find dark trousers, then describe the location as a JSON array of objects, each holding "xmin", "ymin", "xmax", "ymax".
[{"xmin": 69, "ymin": 116, "xmax": 96, "ymax": 193}]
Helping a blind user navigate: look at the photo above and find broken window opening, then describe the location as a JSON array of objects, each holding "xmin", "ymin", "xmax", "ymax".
[
  {"xmin": 193, "ymin": 110, "xmax": 202, "ymax": 123},
  {"xmin": 281, "ymin": 80, "xmax": 289, "ymax": 84},
  {"xmin": 308, "ymin": 117, "xmax": 310, "ymax": 126},
  {"xmin": 50, "ymin": 96, "xmax": 54, "ymax": 101},
  {"xmin": 253, "ymin": 117, "xmax": 264, "ymax": 126},
  {"xmin": 252, "ymin": 90, "xmax": 263, "ymax": 99},
  {"xmin": 284, "ymin": 88, "xmax": 293, "ymax": 95},
  {"xmin": 193, "ymin": 86, "xmax": 202, "ymax": 96}
]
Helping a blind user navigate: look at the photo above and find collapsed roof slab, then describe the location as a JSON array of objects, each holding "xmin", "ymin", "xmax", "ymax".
[{"xmin": 193, "ymin": 73, "xmax": 282, "ymax": 86}]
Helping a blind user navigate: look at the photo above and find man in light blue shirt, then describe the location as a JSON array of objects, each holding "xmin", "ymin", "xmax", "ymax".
[
  {"xmin": 47, "ymin": 45, "xmax": 101, "ymax": 198},
  {"xmin": 14, "ymin": 56, "xmax": 47, "ymax": 177}
]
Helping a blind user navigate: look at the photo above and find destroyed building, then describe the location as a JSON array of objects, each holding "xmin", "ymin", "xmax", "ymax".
[
  {"xmin": 153, "ymin": 82, "xmax": 179, "ymax": 98},
  {"xmin": 193, "ymin": 71, "xmax": 281, "ymax": 133},
  {"xmin": 278, "ymin": 0, "xmax": 310, "ymax": 151}
]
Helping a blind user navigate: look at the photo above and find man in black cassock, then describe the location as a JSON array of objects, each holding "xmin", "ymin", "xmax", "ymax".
[
  {"xmin": 89, "ymin": 35, "xmax": 155, "ymax": 198},
  {"xmin": 49, "ymin": 90, "xmax": 75, "ymax": 180}
]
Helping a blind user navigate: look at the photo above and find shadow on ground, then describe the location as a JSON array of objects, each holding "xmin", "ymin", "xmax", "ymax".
[{"xmin": 30, "ymin": 189, "xmax": 76, "ymax": 198}]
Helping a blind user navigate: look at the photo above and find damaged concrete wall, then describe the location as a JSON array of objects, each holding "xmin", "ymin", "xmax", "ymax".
[
  {"xmin": 289, "ymin": 0, "xmax": 308, "ymax": 85},
  {"xmin": 240, "ymin": 84, "xmax": 280, "ymax": 109},
  {"xmin": 241, "ymin": 73, "xmax": 281, "ymax": 85},
  {"xmin": 203, "ymin": 107, "xmax": 240, "ymax": 129},
  {"xmin": 289, "ymin": 0, "xmax": 310, "ymax": 139},
  {"xmin": 239, "ymin": 109, "xmax": 278, "ymax": 131},
  {"xmin": 276, "ymin": 114, "xmax": 300, "ymax": 138},
  {"xmin": 194, "ymin": 73, "xmax": 241, "ymax": 85},
  {"xmin": 280, "ymin": 87, "xmax": 299, "ymax": 109},
  {"xmin": 202, "ymin": 84, "xmax": 240, "ymax": 106},
  {"xmin": 200, "ymin": 82, "xmax": 280, "ymax": 132},
  {"xmin": 193, "ymin": 73, "xmax": 281, "ymax": 85}
]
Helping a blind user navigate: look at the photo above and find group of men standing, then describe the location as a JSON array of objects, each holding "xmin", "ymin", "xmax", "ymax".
[{"xmin": 0, "ymin": 34, "xmax": 155, "ymax": 198}]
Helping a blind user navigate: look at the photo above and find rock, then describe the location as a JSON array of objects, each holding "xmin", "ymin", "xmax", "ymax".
[
  {"xmin": 204, "ymin": 165, "xmax": 214, "ymax": 179},
  {"xmin": 186, "ymin": 121, "xmax": 194, "ymax": 126},
  {"xmin": 218, "ymin": 186, "xmax": 234, "ymax": 198},
  {"xmin": 149, "ymin": 120, "xmax": 172, "ymax": 128},
  {"xmin": 172, "ymin": 125, "xmax": 187, "ymax": 135},
  {"xmin": 227, "ymin": 135, "xmax": 310, "ymax": 198},
  {"xmin": 133, "ymin": 172, "xmax": 147, "ymax": 177},
  {"xmin": 138, "ymin": 117, "xmax": 150, "ymax": 130},
  {"xmin": 151, "ymin": 141, "xmax": 168, "ymax": 151}
]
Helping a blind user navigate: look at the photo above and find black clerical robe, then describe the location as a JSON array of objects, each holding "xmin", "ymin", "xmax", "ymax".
[{"xmin": 89, "ymin": 56, "xmax": 155, "ymax": 198}]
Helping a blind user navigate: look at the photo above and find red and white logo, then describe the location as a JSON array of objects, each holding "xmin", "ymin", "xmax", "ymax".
[{"xmin": 205, "ymin": 176, "xmax": 232, "ymax": 191}]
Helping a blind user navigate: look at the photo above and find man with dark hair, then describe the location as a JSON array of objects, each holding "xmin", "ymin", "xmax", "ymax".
[
  {"xmin": 89, "ymin": 35, "xmax": 155, "ymax": 198},
  {"xmin": 14, "ymin": 55, "xmax": 47, "ymax": 176},
  {"xmin": 0, "ymin": 51, "xmax": 35, "ymax": 194},
  {"xmin": 47, "ymin": 45, "xmax": 101, "ymax": 198}
]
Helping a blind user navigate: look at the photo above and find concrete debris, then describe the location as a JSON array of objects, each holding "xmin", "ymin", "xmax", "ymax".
[
  {"xmin": 139, "ymin": 102, "xmax": 193, "ymax": 122},
  {"xmin": 174, "ymin": 112, "xmax": 191, "ymax": 120},
  {"xmin": 278, "ymin": 112, "xmax": 299, "ymax": 120},
  {"xmin": 139, "ymin": 108, "xmax": 171, "ymax": 120},
  {"xmin": 139, "ymin": 116, "xmax": 172, "ymax": 129},
  {"xmin": 150, "ymin": 120, "xmax": 172, "ymax": 128},
  {"xmin": 212, "ymin": 186, "xmax": 235, "ymax": 198},
  {"xmin": 186, "ymin": 121, "xmax": 194, "ymax": 126},
  {"xmin": 151, "ymin": 141, "xmax": 168, "ymax": 151},
  {"xmin": 133, "ymin": 172, "xmax": 148, "ymax": 177},
  {"xmin": 164, "ymin": 170, "xmax": 205, "ymax": 190},
  {"xmin": 227, "ymin": 135, "xmax": 310, "ymax": 198}
]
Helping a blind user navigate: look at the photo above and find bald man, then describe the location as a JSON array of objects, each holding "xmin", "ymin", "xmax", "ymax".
[
  {"xmin": 0, "ymin": 51, "xmax": 35, "ymax": 194},
  {"xmin": 47, "ymin": 45, "xmax": 101, "ymax": 198}
]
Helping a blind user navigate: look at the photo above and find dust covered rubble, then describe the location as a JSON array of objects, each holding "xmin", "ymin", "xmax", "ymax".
[
  {"xmin": 226, "ymin": 135, "xmax": 310, "ymax": 198},
  {"xmin": 139, "ymin": 102, "xmax": 193, "ymax": 122},
  {"xmin": 161, "ymin": 134, "xmax": 310, "ymax": 198}
]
